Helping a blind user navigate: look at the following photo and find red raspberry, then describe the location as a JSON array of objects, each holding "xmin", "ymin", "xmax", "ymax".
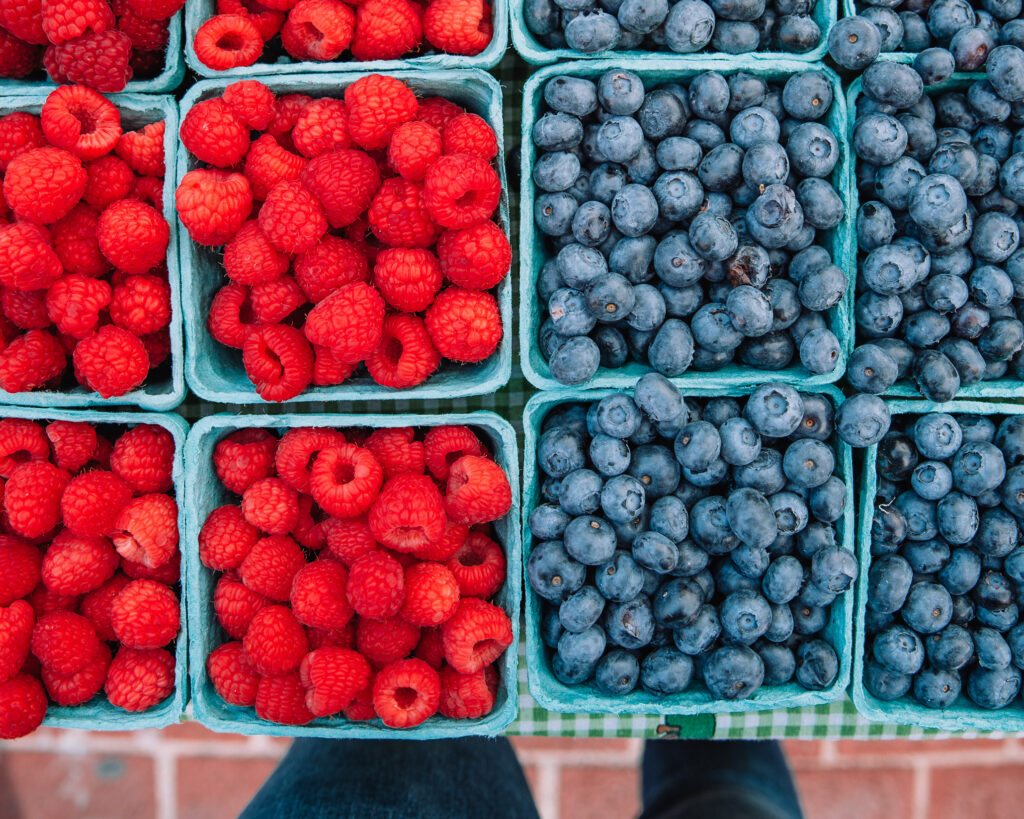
[
  {"xmin": 415, "ymin": 518, "xmax": 468, "ymax": 561},
  {"xmin": 300, "ymin": 148, "xmax": 381, "ymax": 230},
  {"xmin": 243, "ymin": 604, "xmax": 308, "ymax": 675},
  {"xmin": 423, "ymin": 0, "xmax": 492, "ymax": 55},
  {"xmin": 299, "ymin": 646, "xmax": 370, "ymax": 717},
  {"xmin": 46, "ymin": 29, "xmax": 134, "ymax": 93},
  {"xmin": 346, "ymin": 549, "xmax": 404, "ymax": 618},
  {"xmin": 117, "ymin": 8, "xmax": 170, "ymax": 52},
  {"xmin": 239, "ymin": 534, "xmax": 305, "ymax": 601},
  {"xmin": 372, "ymin": 657, "xmax": 439, "ymax": 728},
  {"xmin": 193, "ymin": 14, "xmax": 264, "ymax": 70},
  {"xmin": 345, "ymin": 74, "xmax": 419, "ymax": 151},
  {"xmin": 342, "ymin": 676, "xmax": 376, "ymax": 720},
  {"xmin": 292, "ymin": 98, "xmax": 350, "ymax": 159},
  {"xmin": 210, "ymin": 285, "xmax": 252, "ymax": 343},
  {"xmin": 351, "ymin": 0, "xmax": 423, "ymax": 61},
  {"xmin": 109, "ymin": 493, "xmax": 179, "ymax": 569},
  {"xmin": 319, "ymin": 516, "xmax": 372, "ymax": 563},
  {"xmin": 40, "ymin": 85, "xmax": 121, "ymax": 163},
  {"xmin": 213, "ymin": 427, "xmax": 277, "ymax": 495},
  {"xmin": 369, "ymin": 473, "xmax": 445, "ymax": 553},
  {"xmin": 73, "ymin": 325, "xmax": 150, "ymax": 398},
  {"xmin": 125, "ymin": 0, "xmax": 185, "ymax": 19},
  {"xmin": 110, "ymin": 579, "xmax": 180, "ymax": 649},
  {"xmin": 0, "ymin": 0, "xmax": 46, "ymax": 45},
  {"xmin": 244, "ymin": 135, "xmax": 306, "ymax": 202},
  {"xmin": 105, "ymin": 646, "xmax": 175, "ymax": 711},
  {"xmin": 242, "ymin": 477, "xmax": 300, "ymax": 535},
  {"xmin": 5, "ymin": 462, "xmax": 68, "ymax": 539},
  {"xmin": 60, "ymin": 471, "xmax": 132, "ymax": 539},
  {"xmin": 295, "ymin": 237, "xmax": 368, "ymax": 304},
  {"xmin": 26, "ymin": 582, "xmax": 78, "ymax": 617},
  {"xmin": 140, "ymin": 329, "xmax": 171, "ymax": 368},
  {"xmin": 42, "ymin": 0, "xmax": 114, "ymax": 45},
  {"xmin": 423, "ymin": 153, "xmax": 500, "ymax": 229},
  {"xmin": 255, "ymin": 671, "xmax": 314, "ymax": 725},
  {"xmin": 445, "ymin": 455, "xmax": 511, "ymax": 525},
  {"xmin": 364, "ymin": 428, "xmax": 425, "ymax": 480},
  {"xmin": 442, "ymin": 113, "xmax": 498, "ymax": 160},
  {"xmin": 180, "ymin": 98, "xmax": 250, "ymax": 168},
  {"xmin": 110, "ymin": 423, "xmax": 175, "ymax": 493},
  {"xmin": 217, "ymin": 0, "xmax": 286, "ymax": 40},
  {"xmin": 399, "ymin": 561, "xmax": 460, "ymax": 627},
  {"xmin": 242, "ymin": 323, "xmax": 314, "ymax": 402},
  {"xmin": 426, "ymin": 426, "xmax": 488, "ymax": 481},
  {"xmin": 0, "ymin": 29, "xmax": 41, "ymax": 80},
  {"xmin": 275, "ymin": 427, "xmax": 345, "ymax": 493},
  {"xmin": 249, "ymin": 275, "xmax": 303, "ymax": 324},
  {"xmin": 415, "ymin": 625, "xmax": 445, "ymax": 668},
  {"xmin": 0, "ymin": 419, "xmax": 48, "ymax": 479},
  {"xmin": 131, "ymin": 176, "xmax": 165, "ymax": 213},
  {"xmin": 207, "ymin": 640, "xmax": 259, "ymax": 707},
  {"xmin": 0, "ymin": 538, "xmax": 42, "ymax": 606},
  {"xmin": 441, "ymin": 597, "xmax": 510, "ymax": 673},
  {"xmin": 116, "ymin": 120, "xmax": 166, "ymax": 177},
  {"xmin": 291, "ymin": 493, "xmax": 331, "ymax": 548},
  {"xmin": 267, "ymin": 93, "xmax": 312, "ymax": 139},
  {"xmin": 309, "ymin": 444, "xmax": 383, "ymax": 519},
  {"xmin": 223, "ymin": 221, "xmax": 289, "ymax": 286},
  {"xmin": 0, "ymin": 223, "xmax": 63, "ymax": 293},
  {"xmin": 0, "ymin": 113, "xmax": 46, "ymax": 172},
  {"xmin": 128, "ymin": 44, "xmax": 165, "ymax": 77},
  {"xmin": 304, "ymin": 281, "xmax": 384, "ymax": 364},
  {"xmin": 437, "ymin": 221, "xmax": 510, "ymax": 291},
  {"xmin": 387, "ymin": 121, "xmax": 442, "ymax": 182},
  {"xmin": 373, "ymin": 248, "xmax": 442, "ymax": 313},
  {"xmin": 98, "ymin": 200, "xmax": 169, "ymax": 275},
  {"xmin": 282, "ymin": 0, "xmax": 355, "ymax": 60},
  {"xmin": 0, "ymin": 329, "xmax": 66, "ymax": 393},
  {"xmin": 199, "ymin": 504, "xmax": 260, "ymax": 571},
  {"xmin": 416, "ymin": 97, "xmax": 465, "ymax": 131},
  {"xmin": 438, "ymin": 665, "xmax": 495, "ymax": 719},
  {"xmin": 214, "ymin": 572, "xmax": 268, "ymax": 639},
  {"xmin": 2, "ymin": 289, "xmax": 49, "ymax": 331},
  {"xmin": 4, "ymin": 147, "xmax": 86, "ymax": 225},
  {"xmin": 446, "ymin": 530, "xmax": 504, "ymax": 598},
  {"xmin": 52, "ymin": 207, "xmax": 110, "ymax": 278},
  {"xmin": 79, "ymin": 573, "xmax": 130, "ymax": 641},
  {"xmin": 366, "ymin": 314, "xmax": 440, "ymax": 389},
  {"xmin": 258, "ymin": 179, "xmax": 327, "ymax": 254},
  {"xmin": 425, "ymin": 287, "xmax": 501, "ymax": 363},
  {"xmin": 312, "ymin": 344, "xmax": 358, "ymax": 386},
  {"xmin": 46, "ymin": 420, "xmax": 96, "ymax": 473},
  {"xmin": 176, "ymin": 169, "xmax": 253, "ymax": 247},
  {"xmin": 0, "ymin": 601, "xmax": 34, "ymax": 684},
  {"xmin": 85, "ymin": 155, "xmax": 135, "ymax": 210},
  {"xmin": 368, "ymin": 177, "xmax": 439, "ymax": 248},
  {"xmin": 222, "ymin": 80, "xmax": 276, "ymax": 130},
  {"xmin": 31, "ymin": 609, "xmax": 101, "ymax": 675},
  {"xmin": 121, "ymin": 548, "xmax": 180, "ymax": 584},
  {"xmin": 307, "ymin": 621, "xmax": 354, "ymax": 650},
  {"xmin": 109, "ymin": 274, "xmax": 172, "ymax": 335},
  {"xmin": 290, "ymin": 559, "xmax": 353, "ymax": 630},
  {"xmin": 357, "ymin": 614, "xmax": 419, "ymax": 666},
  {"xmin": 0, "ymin": 674, "xmax": 46, "ymax": 739}
]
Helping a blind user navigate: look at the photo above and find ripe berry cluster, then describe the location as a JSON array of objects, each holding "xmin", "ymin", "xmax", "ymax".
[
  {"xmin": 0, "ymin": 85, "xmax": 172, "ymax": 400},
  {"xmin": 865, "ymin": 411, "xmax": 1024, "ymax": 711},
  {"xmin": 0, "ymin": 417, "xmax": 181, "ymax": 740},
  {"xmin": 199, "ymin": 424, "xmax": 514, "ymax": 728},
  {"xmin": 528, "ymin": 375, "xmax": 855, "ymax": 702},
  {"xmin": 0, "ymin": 0, "xmax": 181, "ymax": 91},
  {"xmin": 176, "ymin": 76, "xmax": 507, "ymax": 402},
  {"xmin": 194, "ymin": 0, "xmax": 493, "ymax": 71}
]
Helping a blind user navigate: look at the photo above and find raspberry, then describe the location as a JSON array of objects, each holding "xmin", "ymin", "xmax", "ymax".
[
  {"xmin": 415, "ymin": 625, "xmax": 445, "ymax": 669},
  {"xmin": 52, "ymin": 207, "xmax": 110, "ymax": 279},
  {"xmin": 258, "ymin": 179, "xmax": 327, "ymax": 255},
  {"xmin": 219, "ymin": 83, "xmax": 274, "ymax": 133},
  {"xmin": 31, "ymin": 609, "xmax": 101, "ymax": 675},
  {"xmin": 129, "ymin": 174, "xmax": 166, "ymax": 212},
  {"xmin": 387, "ymin": 121, "xmax": 441, "ymax": 182},
  {"xmin": 0, "ymin": 538, "xmax": 42, "ymax": 606},
  {"xmin": 60, "ymin": 471, "xmax": 132, "ymax": 541},
  {"xmin": 346, "ymin": 549, "xmax": 404, "ymax": 618},
  {"xmin": 255, "ymin": 671, "xmax": 314, "ymax": 725},
  {"xmin": 110, "ymin": 423, "xmax": 175, "ymax": 493},
  {"xmin": 438, "ymin": 665, "xmax": 495, "ymax": 719},
  {"xmin": 298, "ymin": 646, "xmax": 370, "ymax": 717},
  {"xmin": 42, "ymin": 0, "xmax": 114, "ymax": 45},
  {"xmin": 275, "ymin": 427, "xmax": 345, "ymax": 493},
  {"xmin": 4, "ymin": 147, "xmax": 86, "ymax": 225},
  {"xmin": 294, "ymin": 238, "xmax": 368, "ymax": 305},
  {"xmin": 437, "ymin": 221, "xmax": 510, "ymax": 292},
  {"xmin": 0, "ymin": 223, "xmax": 63, "ymax": 292},
  {"xmin": 214, "ymin": 573, "xmax": 268, "ymax": 639},
  {"xmin": 241, "ymin": 477, "xmax": 300, "ymax": 536},
  {"xmin": 0, "ymin": 113, "xmax": 46, "ymax": 172},
  {"xmin": 104, "ymin": 646, "xmax": 175, "ymax": 711},
  {"xmin": 117, "ymin": 8, "xmax": 170, "ymax": 51},
  {"xmin": 0, "ymin": 420, "xmax": 48, "ymax": 480},
  {"xmin": 442, "ymin": 114, "xmax": 497, "ymax": 161},
  {"xmin": 357, "ymin": 614, "xmax": 419, "ymax": 666},
  {"xmin": 244, "ymin": 135, "xmax": 306, "ymax": 202},
  {"xmin": 40, "ymin": 85, "xmax": 119, "ymax": 165},
  {"xmin": 128, "ymin": 44, "xmax": 165, "ymax": 77},
  {"xmin": 345, "ymin": 74, "xmax": 419, "ymax": 151},
  {"xmin": 366, "ymin": 314, "xmax": 441, "ymax": 390},
  {"xmin": 423, "ymin": 0, "xmax": 492, "ymax": 55},
  {"xmin": 303, "ymin": 281, "xmax": 384, "ymax": 365},
  {"xmin": 1, "ymin": 289, "xmax": 48, "ymax": 332},
  {"xmin": 116, "ymin": 120, "xmax": 166, "ymax": 177},
  {"xmin": 121, "ymin": 549, "xmax": 180, "ymax": 584},
  {"xmin": 47, "ymin": 29, "xmax": 134, "ymax": 93},
  {"xmin": 110, "ymin": 579, "xmax": 180, "ymax": 649},
  {"xmin": 218, "ymin": 0, "xmax": 286, "ymax": 40},
  {"xmin": 126, "ymin": 0, "xmax": 185, "ymax": 19},
  {"xmin": 364, "ymin": 428, "xmax": 425, "ymax": 480},
  {"xmin": 109, "ymin": 274, "xmax": 172, "ymax": 337},
  {"xmin": 243, "ymin": 604, "xmax": 308, "ymax": 675},
  {"xmin": 26, "ymin": 582, "xmax": 78, "ymax": 617},
  {"xmin": 289, "ymin": 560, "xmax": 351, "ymax": 631},
  {"xmin": 373, "ymin": 248, "xmax": 442, "ymax": 313},
  {"xmin": 309, "ymin": 444, "xmax": 383, "ymax": 518},
  {"xmin": 368, "ymin": 177, "xmax": 439, "ymax": 248},
  {"xmin": 208, "ymin": 285, "xmax": 252, "ymax": 349},
  {"xmin": 416, "ymin": 97, "xmax": 465, "ymax": 131},
  {"xmin": 414, "ymin": 519, "xmax": 467, "ymax": 562},
  {"xmin": 300, "ymin": 148, "xmax": 381, "ymax": 230},
  {"xmin": 0, "ymin": 0, "xmax": 45, "ymax": 45},
  {"xmin": 180, "ymin": 98, "xmax": 250, "ymax": 168},
  {"xmin": 444, "ymin": 455, "xmax": 511, "ymax": 525},
  {"xmin": 368, "ymin": 472, "xmax": 445, "ymax": 554},
  {"xmin": 0, "ymin": 329, "xmax": 66, "ymax": 393},
  {"xmin": 372, "ymin": 657, "xmax": 439, "ymax": 728},
  {"xmin": 213, "ymin": 427, "xmax": 277, "ymax": 496},
  {"xmin": 79, "ymin": 573, "xmax": 130, "ymax": 641},
  {"xmin": 267, "ymin": 93, "xmax": 312, "ymax": 140},
  {"xmin": 320, "ymin": 517, "xmax": 372, "ymax": 566},
  {"xmin": 140, "ymin": 329, "xmax": 171, "ymax": 368},
  {"xmin": 98, "ymin": 200, "xmax": 169, "ymax": 276},
  {"xmin": 242, "ymin": 323, "xmax": 314, "ymax": 402},
  {"xmin": 400, "ymin": 561, "xmax": 460, "ymax": 627},
  {"xmin": 340, "ymin": 675, "xmax": 375, "ymax": 720},
  {"xmin": 193, "ymin": 14, "xmax": 263, "ymax": 70},
  {"xmin": 5, "ymin": 462, "xmax": 68, "ymax": 539},
  {"xmin": 446, "ymin": 530, "xmax": 505, "ymax": 599},
  {"xmin": 312, "ymin": 344, "xmax": 357, "ymax": 386},
  {"xmin": 292, "ymin": 98, "xmax": 350, "ymax": 160},
  {"xmin": 46, "ymin": 420, "xmax": 96, "ymax": 473},
  {"xmin": 85, "ymin": 155, "xmax": 135, "ymax": 210},
  {"xmin": 0, "ymin": 29, "xmax": 40, "ymax": 79},
  {"xmin": 351, "ymin": 0, "xmax": 423, "ymax": 62},
  {"xmin": 307, "ymin": 621, "xmax": 354, "ymax": 650},
  {"xmin": 223, "ymin": 222, "xmax": 287, "ymax": 287},
  {"xmin": 423, "ymin": 153, "xmax": 500, "ymax": 229},
  {"xmin": 176, "ymin": 169, "xmax": 253, "ymax": 247},
  {"xmin": 73, "ymin": 325, "xmax": 150, "ymax": 397},
  {"xmin": 239, "ymin": 534, "xmax": 305, "ymax": 602},
  {"xmin": 109, "ymin": 492, "xmax": 179, "ymax": 569},
  {"xmin": 441, "ymin": 597, "xmax": 511, "ymax": 673},
  {"xmin": 282, "ymin": 0, "xmax": 355, "ymax": 60},
  {"xmin": 0, "ymin": 674, "xmax": 47, "ymax": 739},
  {"xmin": 0, "ymin": 601, "xmax": 34, "ymax": 684},
  {"xmin": 207, "ymin": 641, "xmax": 260, "ymax": 706},
  {"xmin": 199, "ymin": 504, "xmax": 260, "ymax": 571},
  {"xmin": 249, "ymin": 275, "xmax": 303, "ymax": 324},
  {"xmin": 425, "ymin": 287, "xmax": 502, "ymax": 363}
]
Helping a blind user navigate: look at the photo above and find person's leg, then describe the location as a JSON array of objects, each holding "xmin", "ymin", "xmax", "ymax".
[
  {"xmin": 241, "ymin": 736, "xmax": 541, "ymax": 819},
  {"xmin": 640, "ymin": 740, "xmax": 804, "ymax": 819}
]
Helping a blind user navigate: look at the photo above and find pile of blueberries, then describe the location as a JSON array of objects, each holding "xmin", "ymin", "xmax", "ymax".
[
  {"xmin": 527, "ymin": 375, "xmax": 857, "ymax": 701},
  {"xmin": 522, "ymin": 0, "xmax": 823, "ymax": 55},
  {"xmin": 532, "ymin": 70, "xmax": 851, "ymax": 388},
  {"xmin": 865, "ymin": 411, "xmax": 1024, "ymax": 711}
]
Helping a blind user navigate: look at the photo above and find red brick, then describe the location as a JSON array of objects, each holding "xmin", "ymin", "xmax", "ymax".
[
  {"xmin": 177, "ymin": 756, "xmax": 280, "ymax": 819},
  {"xmin": 0, "ymin": 751, "xmax": 156, "ymax": 819},
  {"xmin": 928, "ymin": 765, "xmax": 1024, "ymax": 819},
  {"xmin": 560, "ymin": 765, "xmax": 640, "ymax": 819},
  {"xmin": 161, "ymin": 721, "xmax": 249, "ymax": 742},
  {"xmin": 795, "ymin": 767, "xmax": 915, "ymax": 819},
  {"xmin": 522, "ymin": 764, "xmax": 541, "ymax": 801},
  {"xmin": 782, "ymin": 740, "xmax": 824, "ymax": 760},
  {"xmin": 511, "ymin": 737, "xmax": 633, "ymax": 753},
  {"xmin": 836, "ymin": 738, "xmax": 1010, "ymax": 758}
]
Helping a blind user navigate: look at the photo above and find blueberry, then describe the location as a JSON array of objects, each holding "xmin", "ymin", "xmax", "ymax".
[
  {"xmin": 744, "ymin": 383, "xmax": 804, "ymax": 438},
  {"xmin": 653, "ymin": 229, "xmax": 705, "ymax": 285},
  {"xmin": 868, "ymin": 555, "xmax": 914, "ymax": 614},
  {"xmin": 611, "ymin": 182, "xmax": 659, "ymax": 237},
  {"xmin": 913, "ymin": 668, "xmax": 961, "ymax": 708},
  {"xmin": 545, "ymin": 76, "xmax": 599, "ymax": 117},
  {"xmin": 809, "ymin": 476, "xmax": 847, "ymax": 524},
  {"xmin": 563, "ymin": 515, "xmax": 618, "ymax": 566},
  {"xmin": 745, "ymin": 184, "xmax": 804, "ymax": 249},
  {"xmin": 596, "ymin": 117, "xmax": 644, "ymax": 163},
  {"xmin": 793, "ymin": 639, "xmax": 838, "ymax": 691},
  {"xmin": 734, "ymin": 449, "xmax": 786, "ymax": 497},
  {"xmin": 783, "ymin": 439, "xmax": 835, "ymax": 489},
  {"xmin": 565, "ymin": 10, "xmax": 622, "ymax": 51},
  {"xmin": 648, "ymin": 319, "xmax": 696, "ymax": 376},
  {"xmin": 703, "ymin": 644, "xmax": 764, "ymax": 700},
  {"xmin": 854, "ymin": 114, "xmax": 908, "ymax": 166},
  {"xmin": 604, "ymin": 594, "xmax": 656, "ymax": 649},
  {"xmin": 988, "ymin": 44, "xmax": 1024, "ymax": 102},
  {"xmin": 771, "ymin": 491, "xmax": 809, "ymax": 536},
  {"xmin": 902, "ymin": 581, "xmax": 954, "ymax": 635},
  {"xmin": 792, "ymin": 600, "xmax": 829, "ymax": 635},
  {"xmin": 951, "ymin": 441, "xmax": 1007, "ymax": 497},
  {"xmin": 538, "ymin": 425, "xmax": 587, "ymax": 478},
  {"xmin": 730, "ymin": 107, "xmax": 780, "ymax": 152},
  {"xmin": 530, "ymin": 504, "xmax": 571, "ymax": 540},
  {"xmin": 796, "ymin": 178, "xmax": 845, "ymax": 232},
  {"xmin": 809, "ymin": 545, "xmax": 858, "ymax": 595},
  {"xmin": 903, "ymin": 539, "xmax": 950, "ymax": 574},
  {"xmin": 968, "ymin": 664, "xmax": 1022, "ymax": 708},
  {"xmin": 598, "ymin": 70, "xmax": 645, "ymax": 115},
  {"xmin": 973, "ymin": 569, "xmax": 1015, "ymax": 609},
  {"xmin": 655, "ymin": 137, "xmax": 703, "ymax": 171},
  {"xmin": 572, "ymin": 200, "xmax": 613, "ymax": 246},
  {"xmin": 549, "ymin": 336, "xmax": 602, "ymax": 385},
  {"xmin": 910, "ymin": 460, "xmax": 954, "ymax": 501},
  {"xmin": 798, "ymin": 329, "xmax": 841, "ymax": 376},
  {"xmin": 761, "ymin": 554, "xmax": 804, "ymax": 605},
  {"xmin": 634, "ymin": 372, "xmax": 683, "ymax": 422},
  {"xmin": 529, "ymin": 540, "xmax": 588, "ymax": 602},
  {"xmin": 673, "ymin": 421, "xmax": 721, "ymax": 473},
  {"xmin": 936, "ymin": 491, "xmax": 980, "ymax": 546},
  {"xmin": 874, "ymin": 624, "xmax": 925, "ymax": 675},
  {"xmin": 669, "ymin": 604, "xmax": 719, "ymax": 656},
  {"xmin": 718, "ymin": 417, "xmax": 762, "ymax": 467},
  {"xmin": 600, "ymin": 474, "xmax": 647, "ymax": 525},
  {"xmin": 641, "ymin": 647, "xmax": 694, "ymax": 694},
  {"xmin": 559, "ymin": 585, "xmax": 607, "ymax": 633},
  {"xmin": 864, "ymin": 660, "xmax": 913, "ymax": 701},
  {"xmin": 559, "ymin": 469, "xmax": 604, "ymax": 515},
  {"xmin": 535, "ymin": 192, "xmax": 579, "ymax": 236}
]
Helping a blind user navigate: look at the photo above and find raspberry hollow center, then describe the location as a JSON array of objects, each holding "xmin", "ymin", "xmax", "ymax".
[
  {"xmin": 218, "ymin": 32, "xmax": 246, "ymax": 52},
  {"xmin": 394, "ymin": 687, "xmax": 418, "ymax": 709}
]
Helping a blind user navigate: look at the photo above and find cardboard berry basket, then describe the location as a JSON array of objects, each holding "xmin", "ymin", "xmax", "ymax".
[
  {"xmin": 521, "ymin": 384, "xmax": 855, "ymax": 715},
  {"xmin": 0, "ymin": 91, "xmax": 185, "ymax": 411},
  {"xmin": 852, "ymin": 399, "xmax": 1024, "ymax": 732},
  {"xmin": 177, "ymin": 69, "xmax": 513, "ymax": 405},
  {"xmin": 0, "ymin": 405, "xmax": 190, "ymax": 731},
  {"xmin": 519, "ymin": 59, "xmax": 855, "ymax": 393},
  {"xmin": 184, "ymin": 0, "xmax": 508, "ymax": 78},
  {"xmin": 183, "ymin": 411, "xmax": 521, "ymax": 738},
  {"xmin": 510, "ymin": 0, "xmax": 835, "ymax": 65}
]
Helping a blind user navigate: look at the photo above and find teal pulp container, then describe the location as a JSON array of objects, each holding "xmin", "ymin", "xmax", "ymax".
[
  {"xmin": 851, "ymin": 399, "xmax": 1024, "ymax": 732},
  {"xmin": 0, "ymin": 92, "xmax": 185, "ymax": 411},
  {"xmin": 522, "ymin": 384, "xmax": 855, "ymax": 715},
  {"xmin": 0, "ymin": 406, "xmax": 190, "ymax": 731},
  {"xmin": 185, "ymin": 0, "xmax": 508, "ymax": 77},
  {"xmin": 177, "ymin": 70, "xmax": 512, "ymax": 404},
  {"xmin": 184, "ymin": 411, "xmax": 522, "ymax": 738},
  {"xmin": 520, "ymin": 59, "xmax": 855, "ymax": 392}
]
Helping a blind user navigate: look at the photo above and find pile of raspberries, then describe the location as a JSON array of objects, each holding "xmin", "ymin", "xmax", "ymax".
[
  {"xmin": 199, "ymin": 424, "xmax": 514, "ymax": 728},
  {"xmin": 176, "ymin": 75, "xmax": 508, "ymax": 402},
  {"xmin": 0, "ymin": 0, "xmax": 182, "ymax": 92},
  {"xmin": 0, "ymin": 84, "xmax": 172, "ymax": 400},
  {"xmin": 0, "ymin": 417, "xmax": 181, "ymax": 740},
  {"xmin": 194, "ymin": 0, "xmax": 493, "ymax": 71}
]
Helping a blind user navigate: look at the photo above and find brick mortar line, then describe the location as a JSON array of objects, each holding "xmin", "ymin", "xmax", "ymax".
[
  {"xmin": 533, "ymin": 759, "xmax": 561, "ymax": 819},
  {"xmin": 515, "ymin": 749, "xmax": 642, "ymax": 767}
]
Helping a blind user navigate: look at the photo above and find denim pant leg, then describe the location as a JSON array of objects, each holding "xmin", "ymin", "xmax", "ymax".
[{"xmin": 241, "ymin": 737, "xmax": 541, "ymax": 819}]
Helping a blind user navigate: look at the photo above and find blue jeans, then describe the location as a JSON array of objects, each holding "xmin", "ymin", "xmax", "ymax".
[{"xmin": 241, "ymin": 737, "xmax": 804, "ymax": 819}]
